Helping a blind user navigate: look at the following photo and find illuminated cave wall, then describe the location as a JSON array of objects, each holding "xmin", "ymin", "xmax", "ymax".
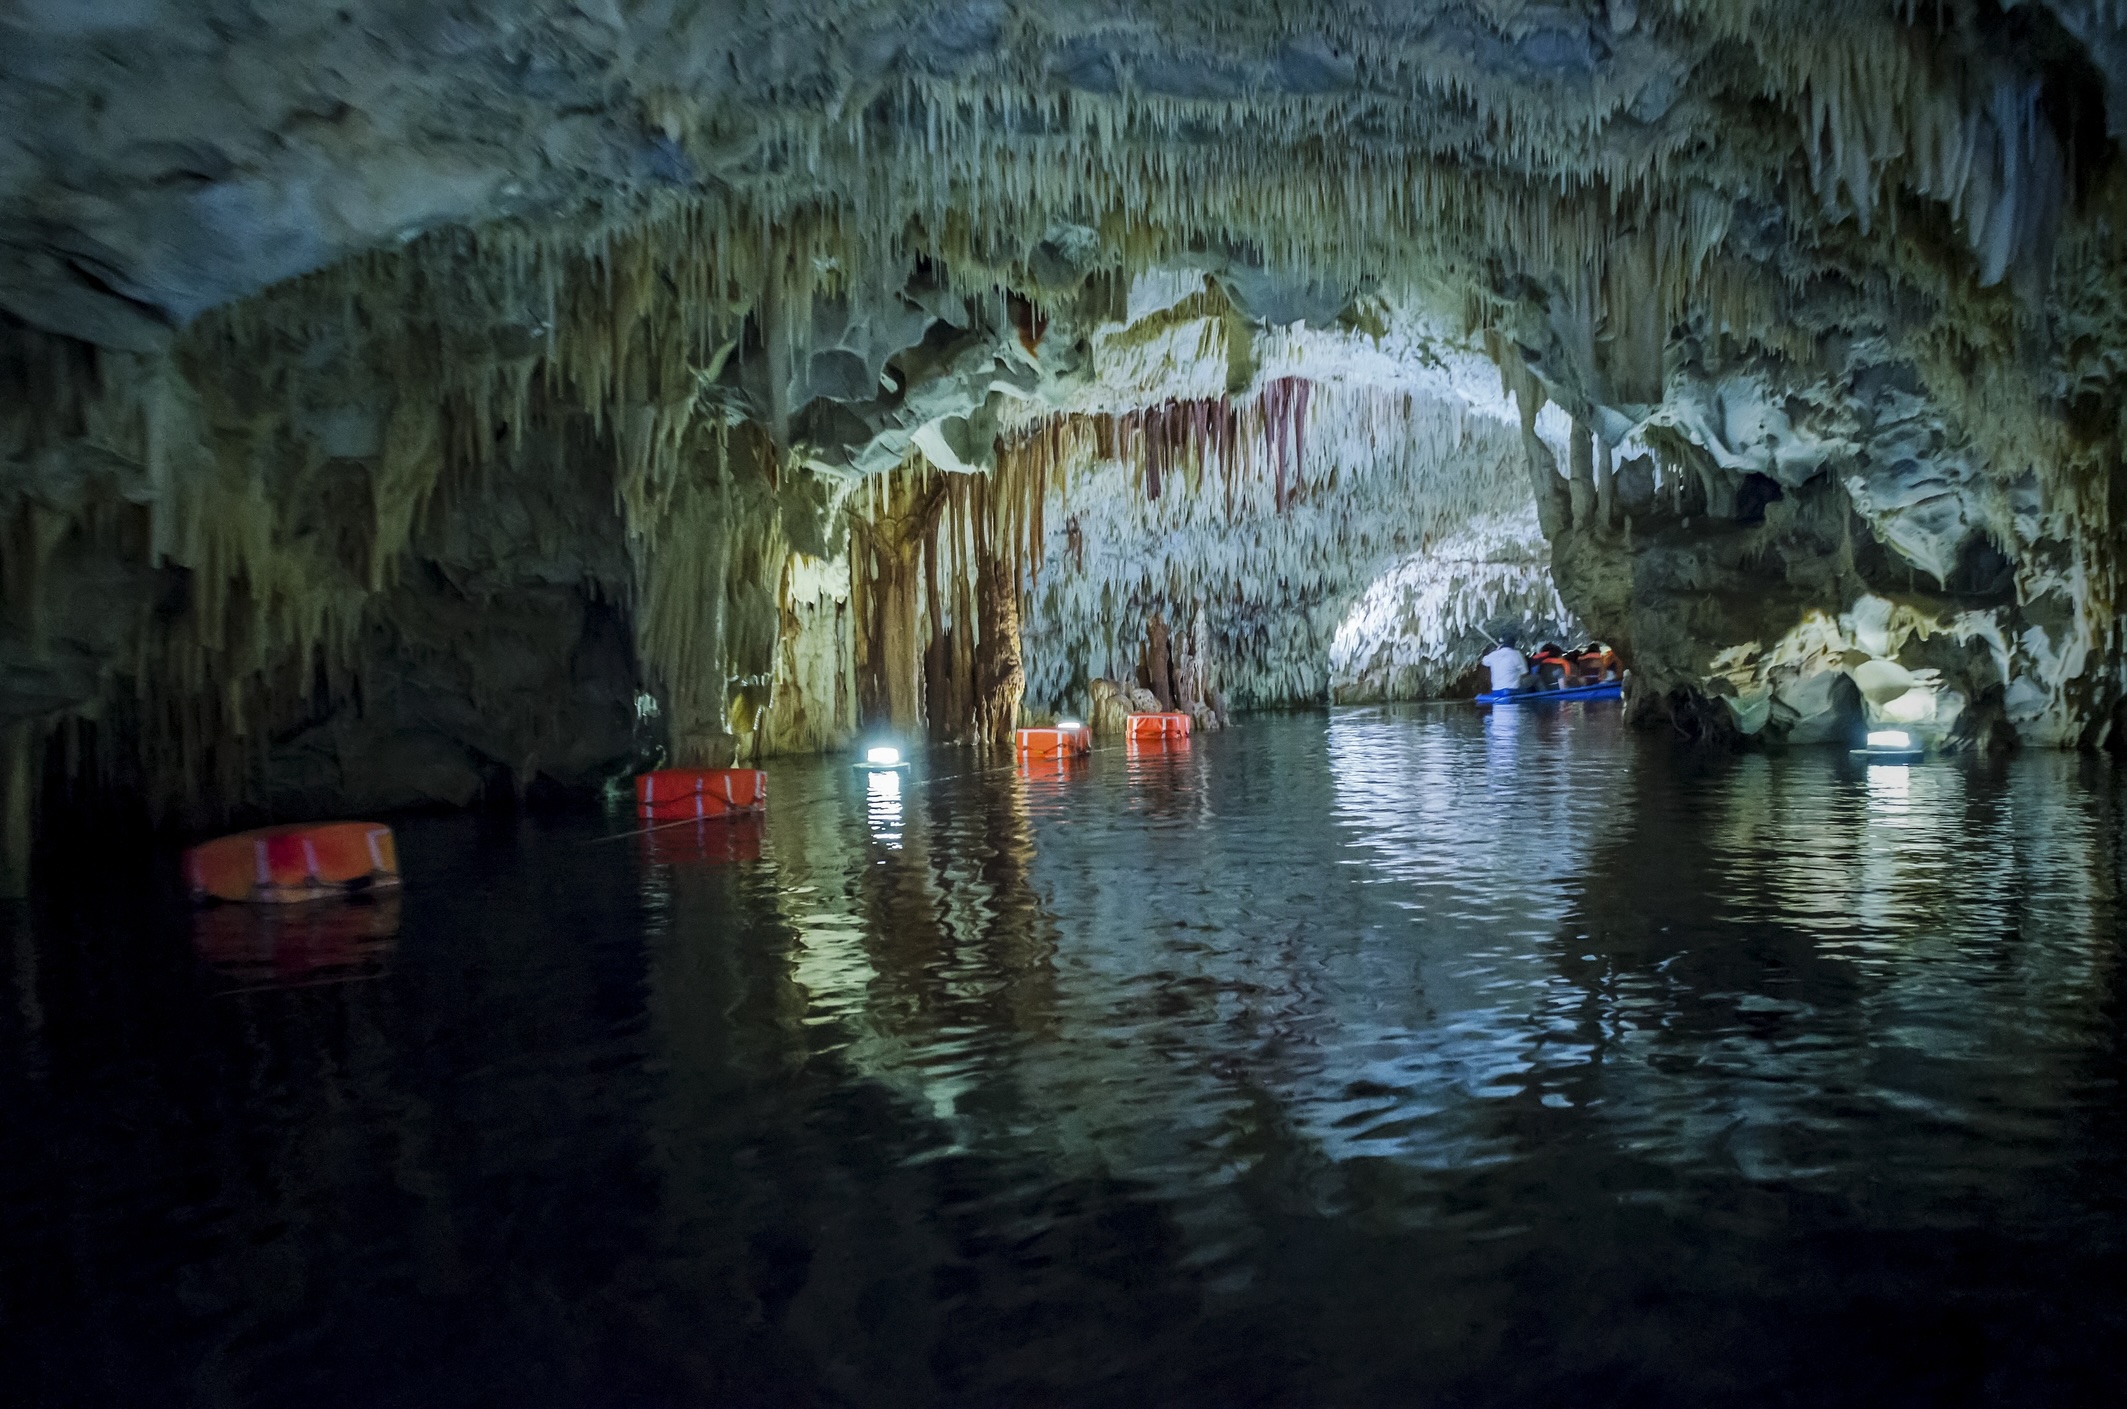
[
  {"xmin": 1329, "ymin": 508, "xmax": 1585, "ymax": 704},
  {"xmin": 1011, "ymin": 383, "xmax": 1535, "ymax": 713}
]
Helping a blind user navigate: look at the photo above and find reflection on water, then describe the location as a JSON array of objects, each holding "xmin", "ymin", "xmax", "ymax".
[
  {"xmin": 4, "ymin": 710, "xmax": 2125, "ymax": 1407},
  {"xmin": 638, "ymin": 814, "xmax": 762, "ymax": 869},
  {"xmin": 865, "ymin": 768, "xmax": 905, "ymax": 846},
  {"xmin": 190, "ymin": 893, "xmax": 402, "ymax": 992}
]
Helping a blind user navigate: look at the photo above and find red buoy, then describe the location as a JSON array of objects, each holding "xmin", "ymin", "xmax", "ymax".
[
  {"xmin": 1014, "ymin": 724, "xmax": 1092, "ymax": 761},
  {"xmin": 634, "ymin": 768, "xmax": 766, "ymax": 820},
  {"xmin": 185, "ymin": 822, "xmax": 401, "ymax": 905},
  {"xmin": 1126, "ymin": 712, "xmax": 1192, "ymax": 742}
]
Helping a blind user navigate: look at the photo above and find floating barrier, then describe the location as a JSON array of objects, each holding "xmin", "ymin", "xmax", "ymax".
[
  {"xmin": 1126, "ymin": 712, "xmax": 1192, "ymax": 742},
  {"xmin": 634, "ymin": 768, "xmax": 766, "ymax": 820},
  {"xmin": 1015, "ymin": 723, "xmax": 1092, "ymax": 761},
  {"xmin": 185, "ymin": 822, "xmax": 401, "ymax": 905}
]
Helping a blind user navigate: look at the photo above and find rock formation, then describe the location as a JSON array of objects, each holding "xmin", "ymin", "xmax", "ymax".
[
  {"xmin": 1331, "ymin": 508, "xmax": 1583, "ymax": 704},
  {"xmin": 6, "ymin": 2, "xmax": 2127, "ymax": 889}
]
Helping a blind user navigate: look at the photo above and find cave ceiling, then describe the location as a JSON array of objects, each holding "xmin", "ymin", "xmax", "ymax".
[
  {"xmin": 4, "ymin": 3, "xmax": 2117, "ymax": 484},
  {"xmin": 6, "ymin": 3, "xmax": 2113, "ymax": 362}
]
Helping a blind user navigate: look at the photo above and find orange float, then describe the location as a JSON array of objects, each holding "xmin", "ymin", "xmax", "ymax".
[
  {"xmin": 1126, "ymin": 712, "xmax": 1192, "ymax": 742},
  {"xmin": 634, "ymin": 768, "xmax": 766, "ymax": 820},
  {"xmin": 1014, "ymin": 723, "xmax": 1092, "ymax": 761},
  {"xmin": 185, "ymin": 822, "xmax": 401, "ymax": 905}
]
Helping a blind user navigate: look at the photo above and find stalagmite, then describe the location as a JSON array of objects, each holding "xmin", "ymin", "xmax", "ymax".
[{"xmin": 1145, "ymin": 612, "xmax": 1176, "ymax": 711}]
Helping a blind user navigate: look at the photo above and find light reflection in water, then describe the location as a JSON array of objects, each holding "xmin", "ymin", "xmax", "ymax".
[
  {"xmin": 1866, "ymin": 759, "xmax": 1912, "ymax": 808},
  {"xmin": 865, "ymin": 768, "xmax": 904, "ymax": 846},
  {"xmin": 764, "ymin": 710, "xmax": 2122, "ymax": 1278},
  {"xmin": 6, "ymin": 712, "xmax": 2124, "ymax": 1407}
]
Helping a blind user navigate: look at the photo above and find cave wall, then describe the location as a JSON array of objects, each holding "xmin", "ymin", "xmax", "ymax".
[
  {"xmin": 260, "ymin": 417, "xmax": 645, "ymax": 816},
  {"xmin": 1531, "ymin": 334, "xmax": 2127, "ymax": 748},
  {"xmin": 0, "ymin": 272, "xmax": 830, "ymax": 840}
]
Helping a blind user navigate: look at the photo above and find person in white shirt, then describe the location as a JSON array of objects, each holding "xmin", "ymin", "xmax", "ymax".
[{"xmin": 1481, "ymin": 637, "xmax": 1531, "ymax": 694}]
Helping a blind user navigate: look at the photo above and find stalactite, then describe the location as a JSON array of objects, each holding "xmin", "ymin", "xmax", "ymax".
[
  {"xmin": 1261, "ymin": 377, "xmax": 1312, "ymax": 515},
  {"xmin": 995, "ymin": 379, "xmax": 1318, "ymax": 532},
  {"xmin": 1013, "ymin": 384, "xmax": 1531, "ymax": 713},
  {"xmin": 1568, "ymin": 417, "xmax": 1598, "ymax": 529},
  {"xmin": 1487, "ymin": 331, "xmax": 1573, "ymax": 540}
]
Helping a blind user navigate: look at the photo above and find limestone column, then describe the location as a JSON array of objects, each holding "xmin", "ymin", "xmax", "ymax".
[
  {"xmin": 1498, "ymin": 351, "xmax": 1571, "ymax": 539},
  {"xmin": 971, "ymin": 473, "xmax": 1024, "ymax": 746},
  {"xmin": 1568, "ymin": 417, "xmax": 1597, "ymax": 529},
  {"xmin": 877, "ymin": 522, "xmax": 925, "ymax": 736},
  {"xmin": 860, "ymin": 468, "xmax": 947, "ymax": 737}
]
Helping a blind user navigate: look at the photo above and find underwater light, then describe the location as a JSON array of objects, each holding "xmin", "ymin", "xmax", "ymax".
[
  {"xmin": 855, "ymin": 744, "xmax": 908, "ymax": 773},
  {"xmin": 1853, "ymin": 728, "xmax": 1922, "ymax": 763}
]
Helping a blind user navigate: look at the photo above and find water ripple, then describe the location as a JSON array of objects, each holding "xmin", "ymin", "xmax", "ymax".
[{"xmin": 4, "ymin": 711, "xmax": 2125, "ymax": 1406}]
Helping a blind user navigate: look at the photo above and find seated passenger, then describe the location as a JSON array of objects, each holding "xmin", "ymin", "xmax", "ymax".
[
  {"xmin": 1530, "ymin": 642, "xmax": 1569, "ymax": 689},
  {"xmin": 1481, "ymin": 638, "xmax": 1531, "ymax": 694}
]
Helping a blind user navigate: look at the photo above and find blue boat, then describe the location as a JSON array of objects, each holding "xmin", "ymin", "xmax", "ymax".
[{"xmin": 1476, "ymin": 681, "xmax": 1623, "ymax": 706}]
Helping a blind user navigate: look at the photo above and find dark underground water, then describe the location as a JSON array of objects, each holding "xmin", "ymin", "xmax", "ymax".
[{"xmin": 4, "ymin": 708, "xmax": 2126, "ymax": 1407}]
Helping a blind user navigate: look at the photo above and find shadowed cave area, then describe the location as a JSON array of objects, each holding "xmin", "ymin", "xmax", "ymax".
[{"xmin": 4, "ymin": 3, "xmax": 2127, "ymax": 1406}]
